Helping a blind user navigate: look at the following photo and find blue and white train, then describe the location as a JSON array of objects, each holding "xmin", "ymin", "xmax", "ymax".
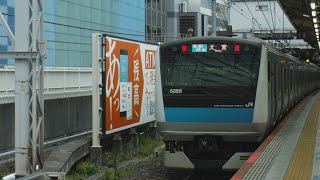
[{"xmin": 155, "ymin": 36, "xmax": 320, "ymax": 169}]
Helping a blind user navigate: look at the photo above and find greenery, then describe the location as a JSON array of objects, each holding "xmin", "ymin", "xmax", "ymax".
[
  {"xmin": 0, "ymin": 164, "xmax": 14, "ymax": 179},
  {"xmin": 67, "ymin": 131, "xmax": 163, "ymax": 180},
  {"xmin": 104, "ymin": 168, "xmax": 116, "ymax": 180},
  {"xmin": 76, "ymin": 161, "xmax": 98, "ymax": 176},
  {"xmin": 136, "ymin": 134, "xmax": 163, "ymax": 157},
  {"xmin": 66, "ymin": 161, "xmax": 98, "ymax": 179}
]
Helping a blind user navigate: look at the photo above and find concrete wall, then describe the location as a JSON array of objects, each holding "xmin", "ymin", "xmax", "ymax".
[{"xmin": 0, "ymin": 96, "xmax": 92, "ymax": 152}]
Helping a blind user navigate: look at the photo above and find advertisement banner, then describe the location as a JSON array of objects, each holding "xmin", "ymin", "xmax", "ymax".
[{"xmin": 102, "ymin": 35, "xmax": 158, "ymax": 134}]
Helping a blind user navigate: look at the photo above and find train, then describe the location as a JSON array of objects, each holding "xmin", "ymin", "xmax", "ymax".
[{"xmin": 155, "ymin": 36, "xmax": 320, "ymax": 169}]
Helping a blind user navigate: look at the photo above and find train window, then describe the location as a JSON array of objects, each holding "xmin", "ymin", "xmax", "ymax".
[
  {"xmin": 160, "ymin": 42, "xmax": 261, "ymax": 98},
  {"xmin": 268, "ymin": 62, "xmax": 270, "ymax": 82}
]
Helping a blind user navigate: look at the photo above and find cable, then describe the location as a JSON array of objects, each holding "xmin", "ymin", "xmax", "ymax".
[
  {"xmin": 256, "ymin": 0, "xmax": 273, "ymax": 31},
  {"xmin": 242, "ymin": 0, "xmax": 279, "ymax": 45},
  {"xmin": 0, "ymin": 12, "xmax": 13, "ymax": 16},
  {"xmin": 243, "ymin": 1, "xmax": 263, "ymax": 30},
  {"xmin": 2, "ymin": 10, "xmax": 181, "ymax": 40},
  {"xmin": 47, "ymin": 40, "xmax": 92, "ymax": 46},
  {"xmin": 45, "ymin": 20, "xmax": 185, "ymax": 39},
  {"xmin": 232, "ymin": 1, "xmax": 256, "ymax": 20},
  {"xmin": 47, "ymin": 47, "xmax": 91, "ymax": 53},
  {"xmin": 57, "ymin": 0, "xmax": 144, "ymax": 22},
  {"xmin": 227, "ymin": 1, "xmax": 278, "ymax": 40},
  {"xmin": 268, "ymin": 0, "xmax": 275, "ymax": 31},
  {"xmin": 44, "ymin": 12, "xmax": 145, "ymax": 35},
  {"xmin": 226, "ymin": 0, "xmax": 288, "ymax": 49},
  {"xmin": 44, "ymin": 20, "xmax": 147, "ymax": 37}
]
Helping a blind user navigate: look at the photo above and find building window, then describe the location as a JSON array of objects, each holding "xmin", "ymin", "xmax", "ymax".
[
  {"xmin": 256, "ymin": 5, "xmax": 268, "ymax": 11},
  {"xmin": 201, "ymin": 0, "xmax": 211, "ymax": 9},
  {"xmin": 145, "ymin": 0, "xmax": 166, "ymax": 43},
  {"xmin": 179, "ymin": 16, "xmax": 196, "ymax": 37},
  {"xmin": 146, "ymin": 0, "xmax": 152, "ymax": 8}
]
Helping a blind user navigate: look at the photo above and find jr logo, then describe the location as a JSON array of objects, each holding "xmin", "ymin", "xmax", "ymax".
[
  {"xmin": 245, "ymin": 102, "xmax": 254, "ymax": 107},
  {"xmin": 170, "ymin": 89, "xmax": 182, "ymax": 94}
]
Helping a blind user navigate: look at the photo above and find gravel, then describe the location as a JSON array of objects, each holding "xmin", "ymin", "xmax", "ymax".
[
  {"xmin": 119, "ymin": 156, "xmax": 191, "ymax": 180},
  {"xmin": 119, "ymin": 156, "xmax": 234, "ymax": 180}
]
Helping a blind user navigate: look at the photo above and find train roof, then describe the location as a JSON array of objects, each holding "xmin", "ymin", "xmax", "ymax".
[
  {"xmin": 161, "ymin": 36, "xmax": 264, "ymax": 48},
  {"xmin": 161, "ymin": 36, "xmax": 320, "ymax": 71},
  {"xmin": 161, "ymin": 36, "xmax": 281, "ymax": 55}
]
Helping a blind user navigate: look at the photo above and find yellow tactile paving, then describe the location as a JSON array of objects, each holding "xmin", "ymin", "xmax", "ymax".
[{"xmin": 284, "ymin": 96, "xmax": 320, "ymax": 180}]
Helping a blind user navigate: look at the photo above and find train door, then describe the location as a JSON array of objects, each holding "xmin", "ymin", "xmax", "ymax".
[
  {"xmin": 275, "ymin": 63, "xmax": 281, "ymax": 119},
  {"xmin": 289, "ymin": 69, "xmax": 293, "ymax": 106},
  {"xmin": 294, "ymin": 69, "xmax": 300, "ymax": 102},
  {"xmin": 280, "ymin": 65, "xmax": 285, "ymax": 114},
  {"xmin": 284, "ymin": 67, "xmax": 289, "ymax": 111},
  {"xmin": 292, "ymin": 69, "xmax": 295, "ymax": 105},
  {"xmin": 269, "ymin": 61, "xmax": 277, "ymax": 123},
  {"xmin": 298, "ymin": 70, "xmax": 302, "ymax": 99}
]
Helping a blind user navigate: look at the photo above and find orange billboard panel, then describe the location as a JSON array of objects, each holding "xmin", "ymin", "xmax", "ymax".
[{"xmin": 102, "ymin": 35, "xmax": 158, "ymax": 134}]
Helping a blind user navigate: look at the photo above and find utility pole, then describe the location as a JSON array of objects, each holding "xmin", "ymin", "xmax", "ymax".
[
  {"xmin": 14, "ymin": 0, "xmax": 45, "ymax": 176},
  {"xmin": 211, "ymin": 0, "xmax": 217, "ymax": 36}
]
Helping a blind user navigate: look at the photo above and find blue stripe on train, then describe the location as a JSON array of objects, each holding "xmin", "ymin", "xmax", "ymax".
[{"xmin": 164, "ymin": 108, "xmax": 254, "ymax": 123}]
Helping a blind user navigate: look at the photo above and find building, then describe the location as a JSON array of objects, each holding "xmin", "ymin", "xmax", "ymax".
[
  {"xmin": 0, "ymin": 0, "xmax": 148, "ymax": 152},
  {"xmin": 165, "ymin": 0, "xmax": 228, "ymax": 42},
  {"xmin": 145, "ymin": 0, "xmax": 167, "ymax": 43},
  {"xmin": 0, "ymin": 0, "xmax": 146, "ymax": 67},
  {"xmin": 0, "ymin": 0, "xmax": 14, "ymax": 65}
]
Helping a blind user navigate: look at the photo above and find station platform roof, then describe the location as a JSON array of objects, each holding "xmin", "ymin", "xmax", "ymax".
[{"xmin": 279, "ymin": 0, "xmax": 318, "ymax": 49}]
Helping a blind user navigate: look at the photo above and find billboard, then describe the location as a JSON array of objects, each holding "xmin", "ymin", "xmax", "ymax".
[{"xmin": 102, "ymin": 35, "xmax": 158, "ymax": 134}]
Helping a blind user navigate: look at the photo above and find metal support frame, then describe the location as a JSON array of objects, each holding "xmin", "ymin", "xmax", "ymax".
[
  {"xmin": 92, "ymin": 33, "xmax": 102, "ymax": 148},
  {"xmin": 90, "ymin": 33, "xmax": 102, "ymax": 165},
  {"xmin": 211, "ymin": 0, "xmax": 217, "ymax": 36},
  {"xmin": 0, "ymin": 52, "xmax": 39, "ymax": 59},
  {"xmin": 0, "ymin": 12, "xmax": 15, "ymax": 46},
  {"xmin": 14, "ymin": 0, "xmax": 45, "ymax": 176}
]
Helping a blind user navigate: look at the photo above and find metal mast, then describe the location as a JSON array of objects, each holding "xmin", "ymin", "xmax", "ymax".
[
  {"xmin": 211, "ymin": 0, "xmax": 217, "ymax": 36},
  {"xmin": 14, "ymin": 0, "xmax": 45, "ymax": 176}
]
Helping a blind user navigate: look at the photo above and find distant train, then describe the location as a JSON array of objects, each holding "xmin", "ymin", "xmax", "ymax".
[{"xmin": 155, "ymin": 36, "xmax": 320, "ymax": 169}]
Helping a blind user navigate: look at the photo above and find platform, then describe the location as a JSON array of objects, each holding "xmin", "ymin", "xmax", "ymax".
[{"xmin": 231, "ymin": 91, "xmax": 320, "ymax": 180}]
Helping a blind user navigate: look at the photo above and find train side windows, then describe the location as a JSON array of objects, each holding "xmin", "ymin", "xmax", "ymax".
[{"xmin": 268, "ymin": 62, "xmax": 271, "ymax": 82}]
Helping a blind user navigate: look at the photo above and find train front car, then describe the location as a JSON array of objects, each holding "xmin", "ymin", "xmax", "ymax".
[{"xmin": 156, "ymin": 37, "xmax": 266, "ymax": 169}]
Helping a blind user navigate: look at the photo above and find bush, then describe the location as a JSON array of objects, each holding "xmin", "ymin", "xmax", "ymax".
[
  {"xmin": 0, "ymin": 164, "xmax": 13, "ymax": 179},
  {"xmin": 104, "ymin": 168, "xmax": 115, "ymax": 180},
  {"xmin": 136, "ymin": 134, "xmax": 163, "ymax": 157},
  {"xmin": 76, "ymin": 161, "xmax": 97, "ymax": 176}
]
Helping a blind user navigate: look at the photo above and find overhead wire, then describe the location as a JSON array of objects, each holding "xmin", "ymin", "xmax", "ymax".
[
  {"xmin": 243, "ymin": 1, "xmax": 262, "ymax": 29},
  {"xmin": 0, "ymin": 12, "xmax": 13, "ymax": 16},
  {"xmin": 226, "ymin": 0, "xmax": 285, "ymax": 47},
  {"xmin": 1, "ymin": 11, "xmax": 185, "ymax": 42},
  {"xmin": 0, "ymin": 2, "xmax": 297, "ymax": 51},
  {"xmin": 268, "ymin": 0, "xmax": 275, "ymax": 31},
  {"xmin": 256, "ymin": 0, "xmax": 273, "ymax": 31},
  {"xmin": 242, "ymin": 0, "xmax": 293, "ymax": 51},
  {"xmin": 44, "ymin": 12, "xmax": 145, "ymax": 35}
]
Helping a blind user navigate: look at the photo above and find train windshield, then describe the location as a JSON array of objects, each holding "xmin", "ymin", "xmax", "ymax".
[{"xmin": 160, "ymin": 42, "xmax": 261, "ymax": 104}]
